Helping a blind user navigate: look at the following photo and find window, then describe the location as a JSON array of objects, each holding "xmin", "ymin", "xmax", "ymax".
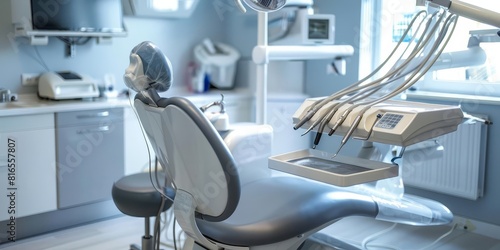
[
  {"xmin": 364, "ymin": 0, "xmax": 500, "ymax": 97},
  {"xmin": 151, "ymin": 0, "xmax": 180, "ymax": 11}
]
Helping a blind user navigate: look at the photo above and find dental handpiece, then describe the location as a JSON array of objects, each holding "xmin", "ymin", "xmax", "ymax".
[
  {"xmin": 328, "ymin": 105, "xmax": 358, "ymax": 136},
  {"xmin": 294, "ymin": 109, "xmax": 316, "ymax": 130},
  {"xmin": 333, "ymin": 114, "xmax": 363, "ymax": 158},
  {"xmin": 294, "ymin": 95, "xmax": 345, "ymax": 131},
  {"xmin": 302, "ymin": 117, "xmax": 323, "ymax": 136},
  {"xmin": 304, "ymin": 102, "xmax": 341, "ymax": 136},
  {"xmin": 326, "ymin": 86, "xmax": 381, "ymax": 136},
  {"xmin": 312, "ymin": 106, "xmax": 340, "ymax": 148}
]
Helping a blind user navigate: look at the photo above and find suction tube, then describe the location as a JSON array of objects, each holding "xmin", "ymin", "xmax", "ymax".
[
  {"xmin": 375, "ymin": 194, "xmax": 453, "ymax": 226},
  {"xmin": 346, "ymin": 182, "xmax": 453, "ymax": 226}
]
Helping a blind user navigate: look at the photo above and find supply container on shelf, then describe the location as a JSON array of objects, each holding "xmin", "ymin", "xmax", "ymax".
[{"xmin": 193, "ymin": 39, "xmax": 240, "ymax": 90}]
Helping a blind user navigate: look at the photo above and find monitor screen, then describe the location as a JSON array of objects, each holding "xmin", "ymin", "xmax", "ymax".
[
  {"xmin": 308, "ymin": 18, "xmax": 330, "ymax": 40},
  {"xmin": 57, "ymin": 72, "xmax": 82, "ymax": 80},
  {"xmin": 31, "ymin": 0, "xmax": 124, "ymax": 32}
]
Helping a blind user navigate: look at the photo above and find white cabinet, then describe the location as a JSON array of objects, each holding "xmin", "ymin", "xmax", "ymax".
[
  {"xmin": 267, "ymin": 95, "xmax": 311, "ymax": 155},
  {"xmin": 0, "ymin": 114, "xmax": 57, "ymax": 220}
]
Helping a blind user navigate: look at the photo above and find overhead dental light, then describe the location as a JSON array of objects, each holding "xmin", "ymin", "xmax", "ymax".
[
  {"xmin": 235, "ymin": 0, "xmax": 354, "ymax": 124},
  {"xmin": 234, "ymin": 0, "xmax": 287, "ymax": 13}
]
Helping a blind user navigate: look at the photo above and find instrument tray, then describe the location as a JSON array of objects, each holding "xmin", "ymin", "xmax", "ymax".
[{"xmin": 269, "ymin": 149, "xmax": 398, "ymax": 187}]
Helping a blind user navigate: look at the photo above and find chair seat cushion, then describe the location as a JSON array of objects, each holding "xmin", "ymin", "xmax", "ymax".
[
  {"xmin": 196, "ymin": 176, "xmax": 378, "ymax": 246},
  {"xmin": 112, "ymin": 172, "xmax": 175, "ymax": 217}
]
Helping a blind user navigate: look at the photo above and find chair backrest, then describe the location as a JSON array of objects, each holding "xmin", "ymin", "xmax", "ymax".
[{"xmin": 134, "ymin": 95, "xmax": 241, "ymax": 222}]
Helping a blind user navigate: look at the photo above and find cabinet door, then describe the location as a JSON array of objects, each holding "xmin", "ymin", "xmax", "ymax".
[
  {"xmin": 0, "ymin": 114, "xmax": 57, "ymax": 220},
  {"xmin": 222, "ymin": 97, "xmax": 252, "ymax": 123},
  {"xmin": 267, "ymin": 100, "xmax": 311, "ymax": 155},
  {"xmin": 55, "ymin": 109, "xmax": 124, "ymax": 209}
]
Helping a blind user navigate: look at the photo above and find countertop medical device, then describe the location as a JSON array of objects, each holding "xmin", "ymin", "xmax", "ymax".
[
  {"xmin": 268, "ymin": 98, "xmax": 463, "ymax": 186},
  {"xmin": 294, "ymin": 98, "xmax": 463, "ymax": 147},
  {"xmin": 38, "ymin": 71, "xmax": 99, "ymax": 100},
  {"xmin": 193, "ymin": 39, "xmax": 240, "ymax": 90}
]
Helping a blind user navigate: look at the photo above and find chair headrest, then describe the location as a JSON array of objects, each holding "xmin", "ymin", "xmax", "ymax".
[{"xmin": 124, "ymin": 41, "xmax": 173, "ymax": 93}]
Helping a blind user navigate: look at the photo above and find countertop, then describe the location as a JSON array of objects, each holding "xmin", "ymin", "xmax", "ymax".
[
  {"xmin": 0, "ymin": 88, "xmax": 310, "ymax": 117},
  {"xmin": 0, "ymin": 94, "xmax": 131, "ymax": 117},
  {"xmin": 0, "ymin": 88, "xmax": 255, "ymax": 117}
]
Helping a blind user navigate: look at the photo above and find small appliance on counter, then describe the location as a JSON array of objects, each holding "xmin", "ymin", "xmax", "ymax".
[
  {"xmin": 38, "ymin": 71, "xmax": 99, "ymax": 100},
  {"xmin": 0, "ymin": 88, "xmax": 18, "ymax": 103},
  {"xmin": 192, "ymin": 38, "xmax": 240, "ymax": 91}
]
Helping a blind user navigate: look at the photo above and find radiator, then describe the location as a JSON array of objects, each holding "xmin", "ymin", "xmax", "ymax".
[{"xmin": 401, "ymin": 121, "xmax": 487, "ymax": 200}]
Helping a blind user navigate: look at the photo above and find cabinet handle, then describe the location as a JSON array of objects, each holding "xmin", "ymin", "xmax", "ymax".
[
  {"xmin": 76, "ymin": 111, "xmax": 110, "ymax": 119},
  {"xmin": 76, "ymin": 126, "xmax": 110, "ymax": 135}
]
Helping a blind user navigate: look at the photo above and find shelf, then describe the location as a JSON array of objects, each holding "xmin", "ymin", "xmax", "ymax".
[
  {"xmin": 14, "ymin": 28, "xmax": 128, "ymax": 45},
  {"xmin": 22, "ymin": 30, "xmax": 127, "ymax": 37}
]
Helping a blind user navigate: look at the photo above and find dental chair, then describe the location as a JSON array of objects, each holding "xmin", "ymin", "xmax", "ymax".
[
  {"xmin": 124, "ymin": 42, "xmax": 453, "ymax": 250},
  {"xmin": 134, "ymin": 93, "xmax": 382, "ymax": 250}
]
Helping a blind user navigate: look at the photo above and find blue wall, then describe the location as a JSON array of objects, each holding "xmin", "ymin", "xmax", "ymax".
[
  {"xmin": 0, "ymin": 0, "xmax": 227, "ymax": 95},
  {"xmin": 305, "ymin": 0, "xmax": 362, "ymax": 97}
]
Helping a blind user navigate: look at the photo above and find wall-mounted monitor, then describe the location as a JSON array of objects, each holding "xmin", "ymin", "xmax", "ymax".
[
  {"xmin": 302, "ymin": 14, "xmax": 335, "ymax": 45},
  {"xmin": 270, "ymin": 10, "xmax": 335, "ymax": 46},
  {"xmin": 11, "ymin": 0, "xmax": 127, "ymax": 45}
]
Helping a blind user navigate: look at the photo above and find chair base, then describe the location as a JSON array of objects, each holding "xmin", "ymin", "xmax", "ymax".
[
  {"xmin": 129, "ymin": 235, "xmax": 160, "ymax": 250},
  {"xmin": 143, "ymin": 235, "xmax": 154, "ymax": 250}
]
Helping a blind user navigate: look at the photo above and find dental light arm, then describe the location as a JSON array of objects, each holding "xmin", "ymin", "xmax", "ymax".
[
  {"xmin": 252, "ymin": 45, "xmax": 354, "ymax": 64},
  {"xmin": 426, "ymin": 0, "xmax": 500, "ymax": 28},
  {"xmin": 234, "ymin": 0, "xmax": 355, "ymax": 124}
]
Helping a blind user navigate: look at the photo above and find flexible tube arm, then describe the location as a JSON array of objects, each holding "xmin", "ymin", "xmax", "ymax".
[{"xmin": 293, "ymin": 11, "xmax": 429, "ymax": 131}]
